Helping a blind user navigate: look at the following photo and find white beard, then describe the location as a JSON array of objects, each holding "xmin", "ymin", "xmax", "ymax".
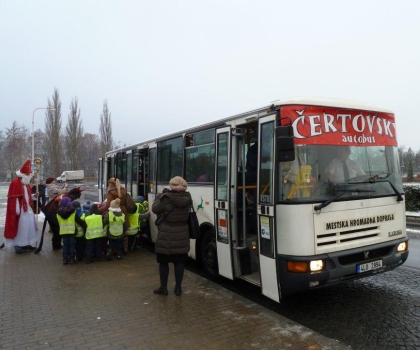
[{"xmin": 21, "ymin": 174, "xmax": 33, "ymax": 185}]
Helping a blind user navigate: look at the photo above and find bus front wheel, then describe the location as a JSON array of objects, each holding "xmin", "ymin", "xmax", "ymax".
[{"xmin": 201, "ymin": 232, "xmax": 219, "ymax": 277}]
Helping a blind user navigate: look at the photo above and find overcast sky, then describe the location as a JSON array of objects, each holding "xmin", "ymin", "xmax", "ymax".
[{"xmin": 1, "ymin": 1, "xmax": 419, "ymax": 151}]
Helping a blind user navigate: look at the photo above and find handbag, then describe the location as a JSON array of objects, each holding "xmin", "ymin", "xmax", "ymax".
[
  {"xmin": 187, "ymin": 205, "xmax": 200, "ymax": 239},
  {"xmin": 154, "ymin": 207, "xmax": 175, "ymax": 227},
  {"xmin": 154, "ymin": 214, "xmax": 164, "ymax": 227}
]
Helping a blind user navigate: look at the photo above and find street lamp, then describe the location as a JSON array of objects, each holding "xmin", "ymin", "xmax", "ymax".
[
  {"xmin": 32, "ymin": 107, "xmax": 55, "ymax": 163},
  {"xmin": 32, "ymin": 107, "xmax": 55, "ymax": 218}
]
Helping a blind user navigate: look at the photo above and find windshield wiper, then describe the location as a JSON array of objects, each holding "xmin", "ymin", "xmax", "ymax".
[
  {"xmin": 349, "ymin": 178, "xmax": 404, "ymax": 203},
  {"xmin": 314, "ymin": 187, "xmax": 375, "ymax": 212},
  {"xmin": 371, "ymin": 179, "xmax": 404, "ymax": 202}
]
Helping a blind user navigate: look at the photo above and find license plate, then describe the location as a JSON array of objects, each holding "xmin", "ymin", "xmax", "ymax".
[{"xmin": 356, "ymin": 259, "xmax": 383, "ymax": 273}]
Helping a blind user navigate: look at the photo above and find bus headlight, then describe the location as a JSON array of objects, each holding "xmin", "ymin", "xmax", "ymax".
[
  {"xmin": 397, "ymin": 241, "xmax": 408, "ymax": 253},
  {"xmin": 310, "ymin": 260, "xmax": 324, "ymax": 272}
]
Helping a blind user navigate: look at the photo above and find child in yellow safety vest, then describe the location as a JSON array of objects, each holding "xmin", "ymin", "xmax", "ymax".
[
  {"xmin": 104, "ymin": 198, "xmax": 126, "ymax": 260},
  {"xmin": 127, "ymin": 203, "xmax": 140, "ymax": 251},
  {"xmin": 138, "ymin": 196, "xmax": 150, "ymax": 243},
  {"xmin": 56, "ymin": 197, "xmax": 86, "ymax": 265},
  {"xmin": 127, "ymin": 196, "xmax": 150, "ymax": 251},
  {"xmin": 84, "ymin": 204, "xmax": 106, "ymax": 264}
]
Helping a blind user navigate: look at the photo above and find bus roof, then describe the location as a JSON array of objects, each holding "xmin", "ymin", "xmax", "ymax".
[
  {"xmin": 109, "ymin": 97, "xmax": 393, "ymax": 154},
  {"xmin": 271, "ymin": 97, "xmax": 393, "ymax": 114}
]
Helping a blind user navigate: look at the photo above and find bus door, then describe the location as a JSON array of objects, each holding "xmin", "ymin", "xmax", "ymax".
[
  {"xmin": 215, "ymin": 126, "xmax": 234, "ymax": 279},
  {"xmin": 100, "ymin": 156, "xmax": 113, "ymax": 202},
  {"xmin": 130, "ymin": 150, "xmax": 139, "ymax": 198},
  {"xmin": 148, "ymin": 145, "xmax": 158, "ymax": 242},
  {"xmin": 98, "ymin": 158, "xmax": 104, "ymax": 201},
  {"xmin": 125, "ymin": 150, "xmax": 133, "ymax": 195},
  {"xmin": 132, "ymin": 148, "xmax": 148, "ymax": 199},
  {"xmin": 258, "ymin": 114, "xmax": 280, "ymax": 302}
]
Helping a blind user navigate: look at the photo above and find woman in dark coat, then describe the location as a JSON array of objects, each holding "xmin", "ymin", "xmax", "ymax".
[{"xmin": 152, "ymin": 176, "xmax": 192, "ymax": 296}]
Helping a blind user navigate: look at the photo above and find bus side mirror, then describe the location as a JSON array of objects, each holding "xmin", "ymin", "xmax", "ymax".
[{"xmin": 276, "ymin": 126, "xmax": 295, "ymax": 162}]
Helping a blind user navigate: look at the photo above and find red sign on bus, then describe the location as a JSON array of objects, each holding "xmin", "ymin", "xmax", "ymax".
[{"xmin": 280, "ymin": 105, "xmax": 397, "ymax": 146}]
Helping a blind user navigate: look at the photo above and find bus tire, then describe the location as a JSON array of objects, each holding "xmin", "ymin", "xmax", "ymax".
[{"xmin": 201, "ymin": 231, "xmax": 219, "ymax": 277}]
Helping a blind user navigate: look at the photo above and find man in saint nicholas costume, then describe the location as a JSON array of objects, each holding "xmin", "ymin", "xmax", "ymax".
[{"xmin": 3, "ymin": 159, "xmax": 39, "ymax": 254}]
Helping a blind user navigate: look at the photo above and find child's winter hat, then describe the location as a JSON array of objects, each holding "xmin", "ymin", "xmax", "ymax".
[
  {"xmin": 89, "ymin": 204, "xmax": 99, "ymax": 215},
  {"xmin": 72, "ymin": 200, "xmax": 81, "ymax": 209},
  {"xmin": 136, "ymin": 196, "xmax": 144, "ymax": 203},
  {"xmin": 110, "ymin": 198, "xmax": 121, "ymax": 209},
  {"xmin": 82, "ymin": 200, "xmax": 91, "ymax": 211},
  {"xmin": 60, "ymin": 197, "xmax": 72, "ymax": 208}
]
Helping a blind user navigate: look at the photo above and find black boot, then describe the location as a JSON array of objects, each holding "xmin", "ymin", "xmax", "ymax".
[
  {"xmin": 63, "ymin": 254, "xmax": 69, "ymax": 265},
  {"xmin": 153, "ymin": 287, "xmax": 168, "ymax": 295},
  {"xmin": 70, "ymin": 255, "xmax": 76, "ymax": 264},
  {"xmin": 155, "ymin": 263, "xmax": 169, "ymax": 295},
  {"xmin": 174, "ymin": 262, "xmax": 184, "ymax": 296}
]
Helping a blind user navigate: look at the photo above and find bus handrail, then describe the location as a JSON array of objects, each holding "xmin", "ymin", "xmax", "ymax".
[{"xmin": 287, "ymin": 184, "xmax": 313, "ymax": 199}]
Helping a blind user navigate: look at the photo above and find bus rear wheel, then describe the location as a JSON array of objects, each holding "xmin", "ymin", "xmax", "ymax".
[{"xmin": 201, "ymin": 232, "xmax": 219, "ymax": 277}]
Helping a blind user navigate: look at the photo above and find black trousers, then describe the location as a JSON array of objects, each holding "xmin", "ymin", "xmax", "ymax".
[
  {"xmin": 45, "ymin": 212, "xmax": 62, "ymax": 249},
  {"xmin": 85, "ymin": 238, "xmax": 102, "ymax": 262},
  {"xmin": 158, "ymin": 262, "xmax": 185, "ymax": 290},
  {"xmin": 75, "ymin": 237, "xmax": 86, "ymax": 260}
]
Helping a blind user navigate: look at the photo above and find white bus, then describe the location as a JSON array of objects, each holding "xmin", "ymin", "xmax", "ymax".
[{"xmin": 98, "ymin": 97, "xmax": 409, "ymax": 302}]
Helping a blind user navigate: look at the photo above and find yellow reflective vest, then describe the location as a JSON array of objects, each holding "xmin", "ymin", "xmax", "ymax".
[
  {"xmin": 56, "ymin": 212, "xmax": 76, "ymax": 236},
  {"xmin": 108, "ymin": 211, "xmax": 125, "ymax": 238},
  {"xmin": 139, "ymin": 201, "xmax": 149, "ymax": 228},
  {"xmin": 85, "ymin": 214, "xmax": 105, "ymax": 240},
  {"xmin": 127, "ymin": 203, "xmax": 141, "ymax": 236}
]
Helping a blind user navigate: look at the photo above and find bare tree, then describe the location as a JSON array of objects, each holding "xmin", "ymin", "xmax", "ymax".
[
  {"xmin": 0, "ymin": 130, "xmax": 5, "ymax": 180},
  {"xmin": 79, "ymin": 133, "xmax": 101, "ymax": 177},
  {"xmin": 45, "ymin": 88, "xmax": 63, "ymax": 178},
  {"xmin": 114, "ymin": 141, "xmax": 127, "ymax": 150},
  {"xmin": 0, "ymin": 130, "xmax": 4, "ymax": 151},
  {"xmin": 65, "ymin": 97, "xmax": 83, "ymax": 169},
  {"xmin": 2, "ymin": 121, "xmax": 29, "ymax": 180},
  {"xmin": 99, "ymin": 99, "xmax": 113, "ymax": 157}
]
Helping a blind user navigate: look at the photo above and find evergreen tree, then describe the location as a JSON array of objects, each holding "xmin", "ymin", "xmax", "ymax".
[
  {"xmin": 65, "ymin": 97, "xmax": 83, "ymax": 170},
  {"xmin": 408, "ymin": 159, "xmax": 414, "ymax": 181},
  {"xmin": 45, "ymin": 88, "xmax": 63, "ymax": 178}
]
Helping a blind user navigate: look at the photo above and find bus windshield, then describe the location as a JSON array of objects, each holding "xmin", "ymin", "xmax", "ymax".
[{"xmin": 279, "ymin": 145, "xmax": 403, "ymax": 202}]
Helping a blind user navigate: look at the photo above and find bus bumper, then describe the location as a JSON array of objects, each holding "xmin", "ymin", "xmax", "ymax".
[{"xmin": 277, "ymin": 237, "xmax": 409, "ymax": 296}]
